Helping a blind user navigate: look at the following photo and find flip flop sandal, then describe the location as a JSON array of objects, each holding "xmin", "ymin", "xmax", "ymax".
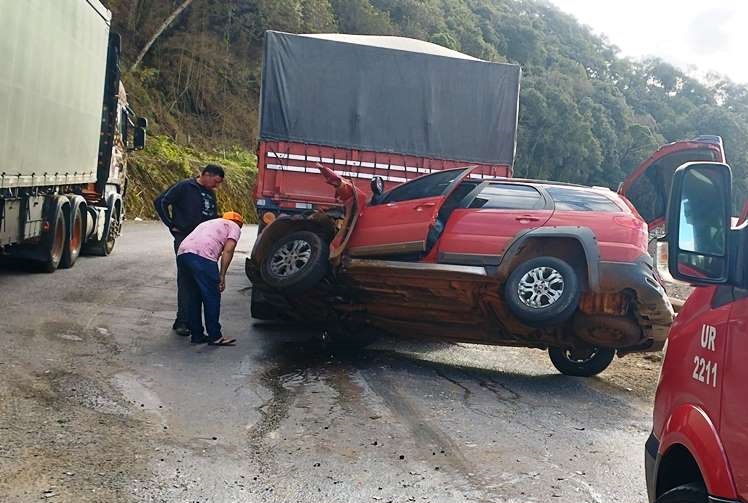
[{"xmin": 207, "ymin": 337, "xmax": 237, "ymax": 347}]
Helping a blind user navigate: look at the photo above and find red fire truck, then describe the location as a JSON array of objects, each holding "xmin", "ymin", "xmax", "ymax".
[{"xmin": 645, "ymin": 161, "xmax": 748, "ymax": 503}]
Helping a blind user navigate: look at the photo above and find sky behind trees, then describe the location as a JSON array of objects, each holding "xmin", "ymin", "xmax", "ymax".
[{"xmin": 550, "ymin": 0, "xmax": 748, "ymax": 84}]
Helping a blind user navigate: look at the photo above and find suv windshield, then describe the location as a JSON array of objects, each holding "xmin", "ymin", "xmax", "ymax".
[{"xmin": 378, "ymin": 169, "xmax": 466, "ymax": 204}]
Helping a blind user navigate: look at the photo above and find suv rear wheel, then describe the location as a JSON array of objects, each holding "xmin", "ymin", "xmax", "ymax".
[
  {"xmin": 505, "ymin": 256, "xmax": 580, "ymax": 327},
  {"xmin": 260, "ymin": 230, "xmax": 329, "ymax": 293},
  {"xmin": 548, "ymin": 346, "xmax": 615, "ymax": 377},
  {"xmin": 655, "ymin": 483, "xmax": 707, "ymax": 503}
]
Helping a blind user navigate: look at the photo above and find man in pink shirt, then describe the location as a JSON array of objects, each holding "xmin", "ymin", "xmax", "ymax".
[{"xmin": 176, "ymin": 211, "xmax": 243, "ymax": 346}]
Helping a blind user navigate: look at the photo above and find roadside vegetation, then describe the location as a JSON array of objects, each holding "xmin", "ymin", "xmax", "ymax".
[
  {"xmin": 109, "ymin": 0, "xmax": 748, "ymax": 216},
  {"xmin": 125, "ymin": 135, "xmax": 257, "ymax": 221}
]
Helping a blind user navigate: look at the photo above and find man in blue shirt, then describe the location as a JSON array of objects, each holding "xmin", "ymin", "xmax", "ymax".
[{"xmin": 154, "ymin": 164, "xmax": 224, "ymax": 335}]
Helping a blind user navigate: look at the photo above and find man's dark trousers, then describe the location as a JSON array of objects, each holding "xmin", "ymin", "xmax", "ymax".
[
  {"xmin": 173, "ymin": 233, "xmax": 189, "ymax": 328},
  {"xmin": 176, "ymin": 252, "xmax": 222, "ymax": 341}
]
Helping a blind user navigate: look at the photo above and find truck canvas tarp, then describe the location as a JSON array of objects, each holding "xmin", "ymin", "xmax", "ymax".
[
  {"xmin": 259, "ymin": 31, "xmax": 521, "ymax": 166},
  {"xmin": 0, "ymin": 0, "xmax": 111, "ymax": 189}
]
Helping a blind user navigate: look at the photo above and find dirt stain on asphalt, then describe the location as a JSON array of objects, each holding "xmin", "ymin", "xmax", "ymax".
[
  {"xmin": 0, "ymin": 367, "xmax": 151, "ymax": 503},
  {"xmin": 247, "ymin": 340, "xmax": 330, "ymax": 445}
]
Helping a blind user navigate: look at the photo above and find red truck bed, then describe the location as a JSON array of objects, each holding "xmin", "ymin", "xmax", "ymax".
[
  {"xmin": 255, "ymin": 140, "xmax": 512, "ymax": 212},
  {"xmin": 253, "ymin": 32, "xmax": 521, "ymax": 225}
]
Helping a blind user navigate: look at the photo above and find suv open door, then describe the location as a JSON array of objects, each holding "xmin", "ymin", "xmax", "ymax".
[
  {"xmin": 619, "ymin": 136, "xmax": 726, "ymax": 229},
  {"xmin": 344, "ymin": 167, "xmax": 477, "ymax": 258}
]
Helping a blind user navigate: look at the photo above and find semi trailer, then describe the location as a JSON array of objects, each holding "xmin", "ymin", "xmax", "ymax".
[{"xmin": 0, "ymin": 0, "xmax": 146, "ymax": 271}]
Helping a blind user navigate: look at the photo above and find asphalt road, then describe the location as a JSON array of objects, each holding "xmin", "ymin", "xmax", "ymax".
[{"xmin": 0, "ymin": 222, "xmax": 662, "ymax": 502}]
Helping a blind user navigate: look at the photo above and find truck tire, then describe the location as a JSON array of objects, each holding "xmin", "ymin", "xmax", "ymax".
[
  {"xmin": 654, "ymin": 483, "xmax": 707, "ymax": 503},
  {"xmin": 548, "ymin": 346, "xmax": 615, "ymax": 377},
  {"xmin": 86, "ymin": 207, "xmax": 119, "ymax": 257},
  {"xmin": 60, "ymin": 204, "xmax": 84, "ymax": 269},
  {"xmin": 260, "ymin": 230, "xmax": 328, "ymax": 293},
  {"xmin": 42, "ymin": 204, "xmax": 67, "ymax": 273},
  {"xmin": 504, "ymin": 256, "xmax": 580, "ymax": 327}
]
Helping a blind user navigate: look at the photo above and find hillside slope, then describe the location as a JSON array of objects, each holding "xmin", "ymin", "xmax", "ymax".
[{"xmin": 107, "ymin": 0, "xmax": 748, "ymax": 219}]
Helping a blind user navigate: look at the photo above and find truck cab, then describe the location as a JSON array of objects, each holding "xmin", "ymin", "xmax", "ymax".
[{"xmin": 645, "ymin": 161, "xmax": 748, "ymax": 503}]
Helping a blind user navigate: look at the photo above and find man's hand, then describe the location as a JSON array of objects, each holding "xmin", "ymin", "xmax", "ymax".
[{"xmin": 219, "ymin": 239, "xmax": 237, "ymax": 294}]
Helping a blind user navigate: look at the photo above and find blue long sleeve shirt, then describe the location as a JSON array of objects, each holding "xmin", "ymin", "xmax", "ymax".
[{"xmin": 154, "ymin": 178, "xmax": 218, "ymax": 236}]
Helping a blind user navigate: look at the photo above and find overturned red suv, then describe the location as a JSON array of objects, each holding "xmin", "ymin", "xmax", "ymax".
[{"xmin": 247, "ymin": 138, "xmax": 723, "ymax": 376}]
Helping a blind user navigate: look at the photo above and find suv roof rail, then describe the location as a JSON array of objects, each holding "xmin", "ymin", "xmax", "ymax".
[
  {"xmin": 484, "ymin": 177, "xmax": 589, "ymax": 188},
  {"xmin": 693, "ymin": 135, "xmax": 723, "ymax": 145}
]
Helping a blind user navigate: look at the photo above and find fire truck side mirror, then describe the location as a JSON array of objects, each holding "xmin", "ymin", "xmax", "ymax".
[{"xmin": 667, "ymin": 162, "xmax": 732, "ymax": 285}]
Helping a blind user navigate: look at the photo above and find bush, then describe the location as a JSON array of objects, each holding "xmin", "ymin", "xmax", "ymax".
[{"xmin": 124, "ymin": 135, "xmax": 258, "ymax": 223}]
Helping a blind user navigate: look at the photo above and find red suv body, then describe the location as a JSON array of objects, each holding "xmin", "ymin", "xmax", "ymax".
[
  {"xmin": 247, "ymin": 137, "xmax": 723, "ymax": 377},
  {"xmin": 645, "ymin": 161, "xmax": 748, "ymax": 503}
]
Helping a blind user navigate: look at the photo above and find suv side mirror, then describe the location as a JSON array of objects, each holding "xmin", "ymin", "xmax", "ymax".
[
  {"xmin": 371, "ymin": 176, "xmax": 384, "ymax": 196},
  {"xmin": 667, "ymin": 162, "xmax": 732, "ymax": 284}
]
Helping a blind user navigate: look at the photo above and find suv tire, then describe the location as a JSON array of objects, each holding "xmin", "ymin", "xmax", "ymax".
[
  {"xmin": 654, "ymin": 483, "xmax": 707, "ymax": 503},
  {"xmin": 548, "ymin": 346, "xmax": 615, "ymax": 377},
  {"xmin": 260, "ymin": 230, "xmax": 328, "ymax": 293},
  {"xmin": 505, "ymin": 256, "xmax": 580, "ymax": 327}
]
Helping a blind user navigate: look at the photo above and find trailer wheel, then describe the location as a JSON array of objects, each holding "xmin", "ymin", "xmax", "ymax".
[
  {"xmin": 260, "ymin": 230, "xmax": 328, "ymax": 292},
  {"xmin": 61, "ymin": 204, "xmax": 84, "ymax": 269},
  {"xmin": 42, "ymin": 205, "xmax": 67, "ymax": 273}
]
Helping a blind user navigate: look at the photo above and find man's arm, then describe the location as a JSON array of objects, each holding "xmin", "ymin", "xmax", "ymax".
[
  {"xmin": 154, "ymin": 182, "xmax": 181, "ymax": 229},
  {"xmin": 218, "ymin": 239, "xmax": 237, "ymax": 292}
]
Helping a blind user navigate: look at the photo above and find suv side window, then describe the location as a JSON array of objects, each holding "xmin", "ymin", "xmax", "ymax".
[
  {"xmin": 379, "ymin": 169, "xmax": 465, "ymax": 204},
  {"xmin": 469, "ymin": 184, "xmax": 544, "ymax": 210},
  {"xmin": 546, "ymin": 186, "xmax": 623, "ymax": 212}
]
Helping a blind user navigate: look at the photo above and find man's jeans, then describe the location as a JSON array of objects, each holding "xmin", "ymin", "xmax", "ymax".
[
  {"xmin": 176, "ymin": 253, "xmax": 222, "ymax": 341},
  {"xmin": 173, "ymin": 234, "xmax": 188, "ymax": 326}
]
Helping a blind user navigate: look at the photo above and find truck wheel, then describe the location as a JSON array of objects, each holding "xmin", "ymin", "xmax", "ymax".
[
  {"xmin": 260, "ymin": 230, "xmax": 328, "ymax": 293},
  {"xmin": 87, "ymin": 208, "xmax": 119, "ymax": 256},
  {"xmin": 548, "ymin": 346, "xmax": 615, "ymax": 377},
  {"xmin": 504, "ymin": 256, "xmax": 580, "ymax": 327},
  {"xmin": 60, "ymin": 205, "xmax": 84, "ymax": 269},
  {"xmin": 655, "ymin": 483, "xmax": 707, "ymax": 503},
  {"xmin": 42, "ymin": 205, "xmax": 67, "ymax": 273}
]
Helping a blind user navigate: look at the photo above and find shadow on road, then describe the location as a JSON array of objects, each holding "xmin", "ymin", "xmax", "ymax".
[
  {"xmin": 0, "ymin": 257, "xmax": 45, "ymax": 276},
  {"xmin": 250, "ymin": 322, "xmax": 610, "ymax": 405}
]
